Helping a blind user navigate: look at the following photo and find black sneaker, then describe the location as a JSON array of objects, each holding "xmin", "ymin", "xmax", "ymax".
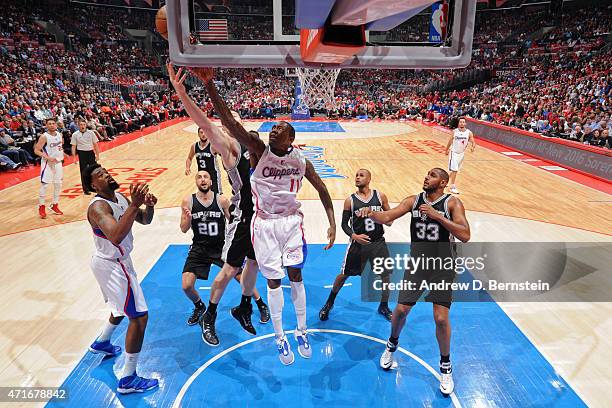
[
  {"xmin": 200, "ymin": 312, "xmax": 219, "ymax": 346},
  {"xmin": 187, "ymin": 305, "xmax": 206, "ymax": 326},
  {"xmin": 257, "ymin": 302, "xmax": 270, "ymax": 324},
  {"xmin": 319, "ymin": 302, "xmax": 333, "ymax": 321},
  {"xmin": 231, "ymin": 304, "xmax": 256, "ymax": 335},
  {"xmin": 378, "ymin": 304, "xmax": 392, "ymax": 321}
]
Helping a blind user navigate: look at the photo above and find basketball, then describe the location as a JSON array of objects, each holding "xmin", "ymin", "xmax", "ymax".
[{"xmin": 155, "ymin": 6, "xmax": 168, "ymax": 40}]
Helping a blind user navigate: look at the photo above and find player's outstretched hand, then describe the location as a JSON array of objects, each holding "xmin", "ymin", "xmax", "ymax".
[
  {"xmin": 185, "ymin": 167, "xmax": 191, "ymax": 176},
  {"xmin": 324, "ymin": 226, "xmax": 336, "ymax": 250},
  {"xmin": 130, "ymin": 183, "xmax": 148, "ymax": 208},
  {"xmin": 144, "ymin": 193, "xmax": 158, "ymax": 207},
  {"xmin": 189, "ymin": 67, "xmax": 214, "ymax": 83},
  {"xmin": 356, "ymin": 207, "xmax": 372, "ymax": 218},
  {"xmin": 167, "ymin": 63, "xmax": 189, "ymax": 95},
  {"xmin": 182, "ymin": 206, "xmax": 191, "ymax": 219},
  {"xmin": 351, "ymin": 233, "xmax": 371, "ymax": 245}
]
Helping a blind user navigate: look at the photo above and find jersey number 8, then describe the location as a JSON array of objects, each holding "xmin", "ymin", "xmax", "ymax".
[
  {"xmin": 198, "ymin": 222, "xmax": 218, "ymax": 236},
  {"xmin": 415, "ymin": 222, "xmax": 439, "ymax": 241},
  {"xmin": 364, "ymin": 218, "xmax": 376, "ymax": 232}
]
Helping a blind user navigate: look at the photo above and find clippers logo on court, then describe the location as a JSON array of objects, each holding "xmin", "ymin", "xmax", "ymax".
[
  {"xmin": 298, "ymin": 145, "xmax": 346, "ymax": 179},
  {"xmin": 395, "ymin": 139, "xmax": 447, "ymax": 154}
]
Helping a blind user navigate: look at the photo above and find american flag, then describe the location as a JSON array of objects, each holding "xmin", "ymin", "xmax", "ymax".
[{"xmin": 196, "ymin": 19, "xmax": 228, "ymax": 41}]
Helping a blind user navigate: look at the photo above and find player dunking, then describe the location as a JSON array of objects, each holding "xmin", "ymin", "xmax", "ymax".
[
  {"xmin": 319, "ymin": 169, "xmax": 393, "ymax": 322},
  {"xmin": 185, "ymin": 127, "xmax": 223, "ymax": 194},
  {"xmin": 194, "ymin": 67, "xmax": 336, "ymax": 365},
  {"xmin": 34, "ymin": 118, "xmax": 68, "ymax": 219},
  {"xmin": 180, "ymin": 170, "xmax": 267, "ymax": 326},
  {"xmin": 168, "ymin": 64, "xmax": 269, "ymax": 347},
  {"xmin": 359, "ymin": 168, "xmax": 471, "ymax": 395},
  {"xmin": 84, "ymin": 163, "xmax": 159, "ymax": 394},
  {"xmin": 445, "ymin": 117, "xmax": 475, "ymax": 194}
]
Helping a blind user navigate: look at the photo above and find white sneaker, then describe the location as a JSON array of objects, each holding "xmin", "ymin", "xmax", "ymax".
[
  {"xmin": 440, "ymin": 362, "xmax": 454, "ymax": 395},
  {"xmin": 449, "ymin": 186, "xmax": 460, "ymax": 194},
  {"xmin": 294, "ymin": 329, "xmax": 312, "ymax": 359},
  {"xmin": 275, "ymin": 334, "xmax": 295, "ymax": 365},
  {"xmin": 380, "ymin": 349, "xmax": 395, "ymax": 370}
]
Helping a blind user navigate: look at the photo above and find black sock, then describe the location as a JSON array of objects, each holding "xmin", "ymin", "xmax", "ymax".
[
  {"xmin": 255, "ymin": 297, "xmax": 266, "ymax": 307},
  {"xmin": 379, "ymin": 301, "xmax": 388, "ymax": 308},
  {"xmin": 194, "ymin": 299, "xmax": 205, "ymax": 309},
  {"xmin": 389, "ymin": 336, "xmax": 399, "ymax": 345},
  {"xmin": 240, "ymin": 295, "xmax": 251, "ymax": 308},
  {"xmin": 387, "ymin": 336, "xmax": 399, "ymax": 351},
  {"xmin": 327, "ymin": 290, "xmax": 338, "ymax": 304},
  {"xmin": 440, "ymin": 354, "xmax": 452, "ymax": 374},
  {"xmin": 440, "ymin": 354, "xmax": 450, "ymax": 364},
  {"xmin": 207, "ymin": 301, "xmax": 218, "ymax": 315}
]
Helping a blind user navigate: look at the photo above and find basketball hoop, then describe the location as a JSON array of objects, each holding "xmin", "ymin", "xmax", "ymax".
[{"xmin": 296, "ymin": 68, "xmax": 341, "ymax": 110}]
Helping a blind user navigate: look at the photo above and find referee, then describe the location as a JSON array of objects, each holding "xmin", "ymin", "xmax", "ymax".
[{"xmin": 71, "ymin": 119, "xmax": 100, "ymax": 195}]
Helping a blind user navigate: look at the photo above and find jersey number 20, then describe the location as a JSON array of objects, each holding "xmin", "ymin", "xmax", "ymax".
[{"xmin": 198, "ymin": 222, "xmax": 218, "ymax": 236}]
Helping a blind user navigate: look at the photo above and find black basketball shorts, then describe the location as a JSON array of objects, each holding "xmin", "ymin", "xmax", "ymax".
[
  {"xmin": 183, "ymin": 243, "xmax": 224, "ymax": 280},
  {"xmin": 341, "ymin": 238, "xmax": 391, "ymax": 277}
]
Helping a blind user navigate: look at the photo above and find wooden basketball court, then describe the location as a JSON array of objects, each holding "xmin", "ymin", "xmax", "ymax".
[{"xmin": 1, "ymin": 120, "xmax": 611, "ymax": 407}]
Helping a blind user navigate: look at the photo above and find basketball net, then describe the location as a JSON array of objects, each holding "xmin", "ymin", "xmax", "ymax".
[{"xmin": 296, "ymin": 68, "xmax": 341, "ymax": 111}]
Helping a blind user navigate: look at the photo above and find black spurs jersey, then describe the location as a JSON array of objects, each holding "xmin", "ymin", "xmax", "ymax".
[
  {"xmin": 226, "ymin": 144, "xmax": 254, "ymax": 219},
  {"xmin": 190, "ymin": 192, "xmax": 225, "ymax": 249},
  {"xmin": 410, "ymin": 192, "xmax": 453, "ymax": 243},
  {"xmin": 194, "ymin": 141, "xmax": 222, "ymax": 193},
  {"xmin": 351, "ymin": 190, "xmax": 385, "ymax": 242}
]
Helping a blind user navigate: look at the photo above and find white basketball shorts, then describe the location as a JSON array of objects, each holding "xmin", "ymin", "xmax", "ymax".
[
  {"xmin": 448, "ymin": 151, "xmax": 465, "ymax": 172},
  {"xmin": 40, "ymin": 160, "xmax": 63, "ymax": 184},
  {"xmin": 251, "ymin": 212, "xmax": 307, "ymax": 280},
  {"xmin": 91, "ymin": 255, "xmax": 148, "ymax": 318}
]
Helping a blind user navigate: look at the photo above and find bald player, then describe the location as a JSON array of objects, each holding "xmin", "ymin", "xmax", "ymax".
[{"xmin": 319, "ymin": 169, "xmax": 393, "ymax": 322}]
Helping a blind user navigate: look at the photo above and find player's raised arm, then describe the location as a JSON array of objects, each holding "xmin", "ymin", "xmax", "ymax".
[
  {"xmin": 179, "ymin": 194, "xmax": 192, "ymax": 233},
  {"xmin": 89, "ymin": 184, "xmax": 147, "ymax": 245},
  {"xmin": 218, "ymin": 195, "xmax": 232, "ymax": 221},
  {"xmin": 305, "ymin": 160, "xmax": 336, "ymax": 249},
  {"xmin": 167, "ymin": 63, "xmax": 236, "ymax": 166},
  {"xmin": 360, "ymin": 195, "xmax": 416, "ymax": 225},
  {"xmin": 192, "ymin": 67, "xmax": 265, "ymax": 158}
]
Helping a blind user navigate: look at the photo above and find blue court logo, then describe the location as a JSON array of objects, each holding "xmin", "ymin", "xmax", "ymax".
[{"xmin": 300, "ymin": 145, "xmax": 346, "ymax": 179}]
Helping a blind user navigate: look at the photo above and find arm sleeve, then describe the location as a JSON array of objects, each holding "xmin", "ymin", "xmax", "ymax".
[{"xmin": 341, "ymin": 209, "xmax": 353, "ymax": 237}]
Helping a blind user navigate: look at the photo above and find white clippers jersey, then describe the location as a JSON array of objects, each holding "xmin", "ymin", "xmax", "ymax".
[
  {"xmin": 451, "ymin": 128, "xmax": 471, "ymax": 154},
  {"xmin": 42, "ymin": 132, "xmax": 64, "ymax": 161},
  {"xmin": 251, "ymin": 145, "xmax": 306, "ymax": 217},
  {"xmin": 89, "ymin": 193, "xmax": 134, "ymax": 259}
]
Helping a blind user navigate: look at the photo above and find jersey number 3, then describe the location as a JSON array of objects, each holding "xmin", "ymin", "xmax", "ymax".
[
  {"xmin": 415, "ymin": 222, "xmax": 439, "ymax": 241},
  {"xmin": 198, "ymin": 222, "xmax": 218, "ymax": 236}
]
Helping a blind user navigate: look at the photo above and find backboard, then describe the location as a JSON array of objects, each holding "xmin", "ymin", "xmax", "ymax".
[{"xmin": 166, "ymin": 0, "xmax": 476, "ymax": 69}]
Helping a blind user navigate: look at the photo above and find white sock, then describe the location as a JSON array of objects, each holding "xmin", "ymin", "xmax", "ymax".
[
  {"xmin": 267, "ymin": 286, "xmax": 284, "ymax": 338},
  {"xmin": 96, "ymin": 321, "xmax": 119, "ymax": 342},
  {"xmin": 290, "ymin": 280, "xmax": 307, "ymax": 332},
  {"xmin": 122, "ymin": 352, "xmax": 139, "ymax": 378},
  {"xmin": 39, "ymin": 183, "xmax": 48, "ymax": 205},
  {"xmin": 52, "ymin": 182, "xmax": 62, "ymax": 204}
]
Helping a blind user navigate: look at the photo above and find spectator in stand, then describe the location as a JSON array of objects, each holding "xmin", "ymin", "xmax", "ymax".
[
  {"xmin": 0, "ymin": 127, "xmax": 34, "ymax": 164},
  {"xmin": 0, "ymin": 153, "xmax": 21, "ymax": 171}
]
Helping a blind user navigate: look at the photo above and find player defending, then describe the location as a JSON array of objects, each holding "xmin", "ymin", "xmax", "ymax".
[
  {"xmin": 168, "ymin": 64, "xmax": 268, "ymax": 347},
  {"xmin": 359, "ymin": 168, "xmax": 470, "ymax": 395},
  {"xmin": 185, "ymin": 127, "xmax": 223, "ymax": 194},
  {"xmin": 84, "ymin": 163, "xmax": 159, "ymax": 394},
  {"xmin": 445, "ymin": 117, "xmax": 475, "ymax": 194},
  {"xmin": 194, "ymin": 67, "xmax": 336, "ymax": 365},
  {"xmin": 34, "ymin": 118, "xmax": 68, "ymax": 219},
  {"xmin": 180, "ymin": 170, "xmax": 267, "ymax": 326},
  {"xmin": 319, "ymin": 169, "xmax": 393, "ymax": 322}
]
